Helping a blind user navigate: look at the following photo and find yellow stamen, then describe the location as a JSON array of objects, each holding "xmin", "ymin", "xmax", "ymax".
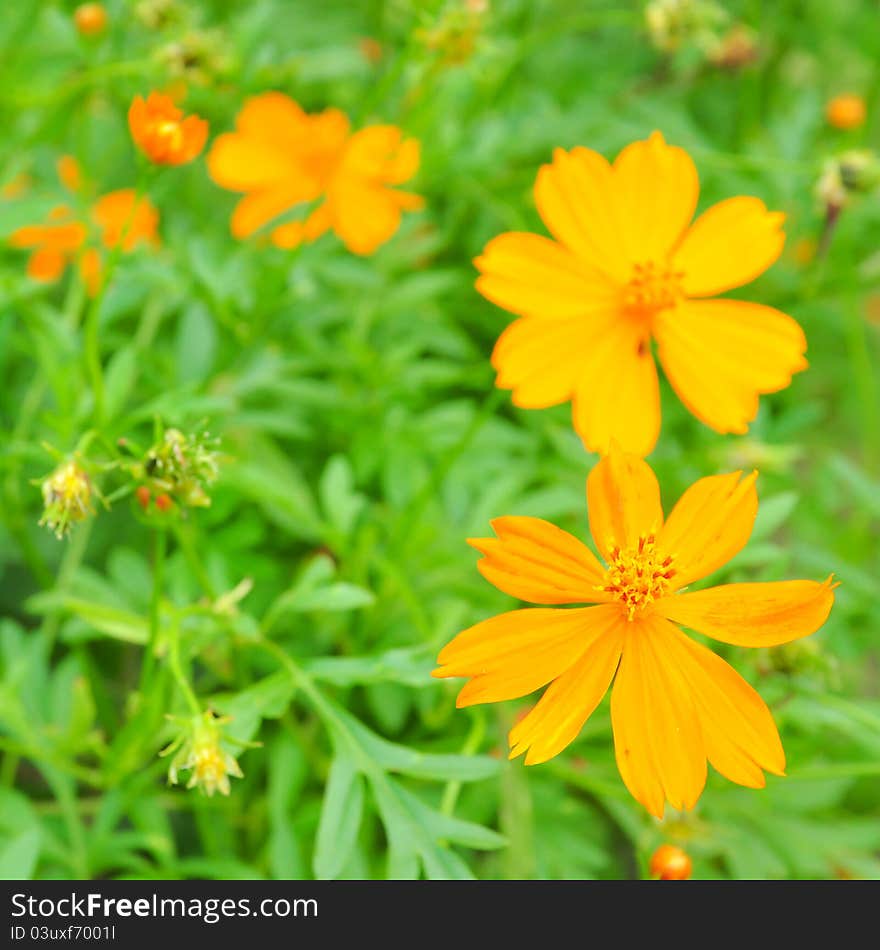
[
  {"xmin": 599, "ymin": 534, "xmax": 676, "ymax": 620},
  {"xmin": 622, "ymin": 261, "xmax": 684, "ymax": 321}
]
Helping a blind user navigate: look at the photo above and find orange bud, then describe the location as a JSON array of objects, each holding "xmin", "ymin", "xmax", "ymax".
[
  {"xmin": 155, "ymin": 493, "xmax": 173, "ymax": 512},
  {"xmin": 128, "ymin": 92, "xmax": 209, "ymax": 166},
  {"xmin": 136, "ymin": 486, "xmax": 151, "ymax": 510},
  {"xmin": 358, "ymin": 37, "xmax": 383, "ymax": 64},
  {"xmin": 649, "ymin": 844, "xmax": 692, "ymax": 881},
  {"xmin": 826, "ymin": 94, "xmax": 866, "ymax": 130},
  {"xmin": 74, "ymin": 3, "xmax": 108, "ymax": 37}
]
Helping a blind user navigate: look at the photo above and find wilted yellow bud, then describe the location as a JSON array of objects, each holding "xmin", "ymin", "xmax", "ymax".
[
  {"xmin": 816, "ymin": 150, "xmax": 880, "ymax": 211},
  {"xmin": 39, "ymin": 460, "xmax": 94, "ymax": 539},
  {"xmin": 162, "ymin": 711, "xmax": 244, "ymax": 797}
]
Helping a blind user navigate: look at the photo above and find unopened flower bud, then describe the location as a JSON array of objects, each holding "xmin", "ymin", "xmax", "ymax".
[{"xmin": 649, "ymin": 844, "xmax": 693, "ymax": 880}]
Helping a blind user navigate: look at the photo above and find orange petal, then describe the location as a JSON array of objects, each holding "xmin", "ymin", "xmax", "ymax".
[
  {"xmin": 658, "ymin": 470, "xmax": 757, "ymax": 588},
  {"xmin": 78, "ymin": 248, "xmax": 102, "ymax": 297},
  {"xmin": 657, "ymin": 577, "xmax": 836, "ymax": 647},
  {"xmin": 92, "ymin": 190, "xmax": 159, "ymax": 251},
  {"xmin": 475, "ymin": 231, "xmax": 617, "ymax": 320},
  {"xmin": 612, "ymin": 131, "xmax": 699, "ymax": 264},
  {"xmin": 230, "ymin": 186, "xmax": 311, "ymax": 239},
  {"xmin": 586, "ymin": 446, "xmax": 663, "ymax": 562},
  {"xmin": 468, "ymin": 516, "xmax": 608, "ymax": 605},
  {"xmin": 659, "ymin": 621, "xmax": 785, "ymax": 785},
  {"xmin": 27, "ymin": 247, "xmax": 66, "ymax": 282},
  {"xmin": 178, "ymin": 114, "xmax": 209, "ymax": 164},
  {"xmin": 672, "ymin": 196, "xmax": 786, "ymax": 296},
  {"xmin": 207, "ymin": 132, "xmax": 314, "ymax": 192},
  {"xmin": 326, "ymin": 181, "xmax": 406, "ymax": 255},
  {"xmin": 655, "ymin": 299, "xmax": 808, "ymax": 436},
  {"xmin": 571, "ymin": 320, "xmax": 660, "ymax": 457},
  {"xmin": 492, "ymin": 314, "xmax": 616, "ymax": 409},
  {"xmin": 340, "ymin": 125, "xmax": 419, "ymax": 184},
  {"xmin": 508, "ymin": 610, "xmax": 625, "ymax": 763},
  {"xmin": 534, "ymin": 146, "xmax": 630, "ymax": 283},
  {"xmin": 433, "ymin": 604, "xmax": 620, "ymax": 706},
  {"xmin": 611, "ymin": 617, "xmax": 706, "ymax": 818}
]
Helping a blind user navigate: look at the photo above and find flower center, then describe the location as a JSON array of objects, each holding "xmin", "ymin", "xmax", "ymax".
[
  {"xmin": 155, "ymin": 119, "xmax": 184, "ymax": 154},
  {"xmin": 622, "ymin": 261, "xmax": 683, "ymax": 322},
  {"xmin": 599, "ymin": 534, "xmax": 675, "ymax": 620}
]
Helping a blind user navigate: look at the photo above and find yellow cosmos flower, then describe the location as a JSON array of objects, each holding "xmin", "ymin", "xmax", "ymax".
[
  {"xmin": 476, "ymin": 131, "xmax": 808, "ymax": 456},
  {"xmin": 434, "ymin": 447, "xmax": 836, "ymax": 818},
  {"xmin": 207, "ymin": 91, "xmax": 423, "ymax": 255}
]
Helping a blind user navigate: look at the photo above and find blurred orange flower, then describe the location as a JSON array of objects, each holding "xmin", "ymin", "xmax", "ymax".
[
  {"xmin": 434, "ymin": 446, "xmax": 836, "ymax": 818},
  {"xmin": 9, "ymin": 206, "xmax": 89, "ymax": 285},
  {"xmin": 74, "ymin": 3, "xmax": 108, "ymax": 37},
  {"xmin": 207, "ymin": 91, "xmax": 422, "ymax": 255},
  {"xmin": 92, "ymin": 189, "xmax": 160, "ymax": 251},
  {"xmin": 826, "ymin": 93, "xmax": 866, "ymax": 130},
  {"xmin": 476, "ymin": 132, "xmax": 807, "ymax": 456},
  {"xmin": 8, "ymin": 175, "xmax": 159, "ymax": 296},
  {"xmin": 129, "ymin": 92, "xmax": 208, "ymax": 166}
]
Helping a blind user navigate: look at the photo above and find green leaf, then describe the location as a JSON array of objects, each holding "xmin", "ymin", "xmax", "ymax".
[
  {"xmin": 0, "ymin": 828, "xmax": 41, "ymax": 880},
  {"xmin": 313, "ymin": 754, "xmax": 365, "ymax": 879}
]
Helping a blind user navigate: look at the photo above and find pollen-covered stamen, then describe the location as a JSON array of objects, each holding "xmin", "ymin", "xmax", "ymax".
[
  {"xmin": 622, "ymin": 261, "xmax": 684, "ymax": 321},
  {"xmin": 598, "ymin": 534, "xmax": 676, "ymax": 620}
]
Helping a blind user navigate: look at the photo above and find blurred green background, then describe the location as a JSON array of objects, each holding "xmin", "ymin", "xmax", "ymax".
[{"xmin": 1, "ymin": 0, "xmax": 878, "ymax": 880}]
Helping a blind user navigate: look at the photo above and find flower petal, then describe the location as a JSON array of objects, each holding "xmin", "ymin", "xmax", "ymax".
[
  {"xmin": 475, "ymin": 231, "xmax": 618, "ymax": 320},
  {"xmin": 587, "ymin": 447, "xmax": 664, "ymax": 561},
  {"xmin": 229, "ymin": 186, "xmax": 312, "ymax": 239},
  {"xmin": 655, "ymin": 298, "xmax": 807, "ymax": 435},
  {"xmin": 572, "ymin": 321, "xmax": 661, "ymax": 456},
  {"xmin": 468, "ymin": 516, "xmax": 608, "ymax": 605},
  {"xmin": 492, "ymin": 314, "xmax": 616, "ymax": 409},
  {"xmin": 534, "ymin": 146, "xmax": 630, "ymax": 283},
  {"xmin": 612, "ymin": 131, "xmax": 699, "ymax": 264},
  {"xmin": 658, "ymin": 470, "xmax": 757, "ymax": 588},
  {"xmin": 433, "ymin": 604, "xmax": 620, "ymax": 706},
  {"xmin": 326, "ymin": 183, "xmax": 402, "ymax": 254},
  {"xmin": 508, "ymin": 609, "xmax": 625, "ymax": 763},
  {"xmin": 672, "ymin": 196, "xmax": 786, "ymax": 296},
  {"xmin": 658, "ymin": 577, "xmax": 836, "ymax": 647},
  {"xmin": 178, "ymin": 115, "xmax": 209, "ymax": 164},
  {"xmin": 27, "ymin": 247, "xmax": 66, "ymax": 281},
  {"xmin": 611, "ymin": 617, "xmax": 706, "ymax": 818},
  {"xmin": 659, "ymin": 622, "xmax": 785, "ymax": 785},
  {"xmin": 207, "ymin": 132, "xmax": 313, "ymax": 192}
]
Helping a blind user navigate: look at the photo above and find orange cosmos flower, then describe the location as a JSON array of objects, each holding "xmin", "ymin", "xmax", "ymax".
[
  {"xmin": 826, "ymin": 93, "xmax": 866, "ymax": 131},
  {"xmin": 129, "ymin": 92, "xmax": 208, "ymax": 166},
  {"xmin": 433, "ymin": 446, "xmax": 836, "ymax": 818},
  {"xmin": 207, "ymin": 91, "xmax": 422, "ymax": 255},
  {"xmin": 8, "ymin": 188, "xmax": 159, "ymax": 296},
  {"xmin": 476, "ymin": 132, "xmax": 807, "ymax": 456},
  {"xmin": 8, "ymin": 206, "xmax": 89, "ymax": 285}
]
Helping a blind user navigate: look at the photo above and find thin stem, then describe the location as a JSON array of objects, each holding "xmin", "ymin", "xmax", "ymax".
[
  {"xmin": 138, "ymin": 527, "xmax": 167, "ymax": 697},
  {"xmin": 440, "ymin": 711, "xmax": 486, "ymax": 818},
  {"xmin": 82, "ymin": 172, "xmax": 151, "ymax": 426},
  {"xmin": 167, "ymin": 617, "xmax": 202, "ymax": 716}
]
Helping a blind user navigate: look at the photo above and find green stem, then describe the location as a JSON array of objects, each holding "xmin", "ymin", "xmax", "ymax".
[
  {"xmin": 82, "ymin": 172, "xmax": 151, "ymax": 426},
  {"xmin": 440, "ymin": 711, "xmax": 486, "ymax": 818},
  {"xmin": 167, "ymin": 616, "xmax": 202, "ymax": 716},
  {"xmin": 138, "ymin": 527, "xmax": 167, "ymax": 697}
]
